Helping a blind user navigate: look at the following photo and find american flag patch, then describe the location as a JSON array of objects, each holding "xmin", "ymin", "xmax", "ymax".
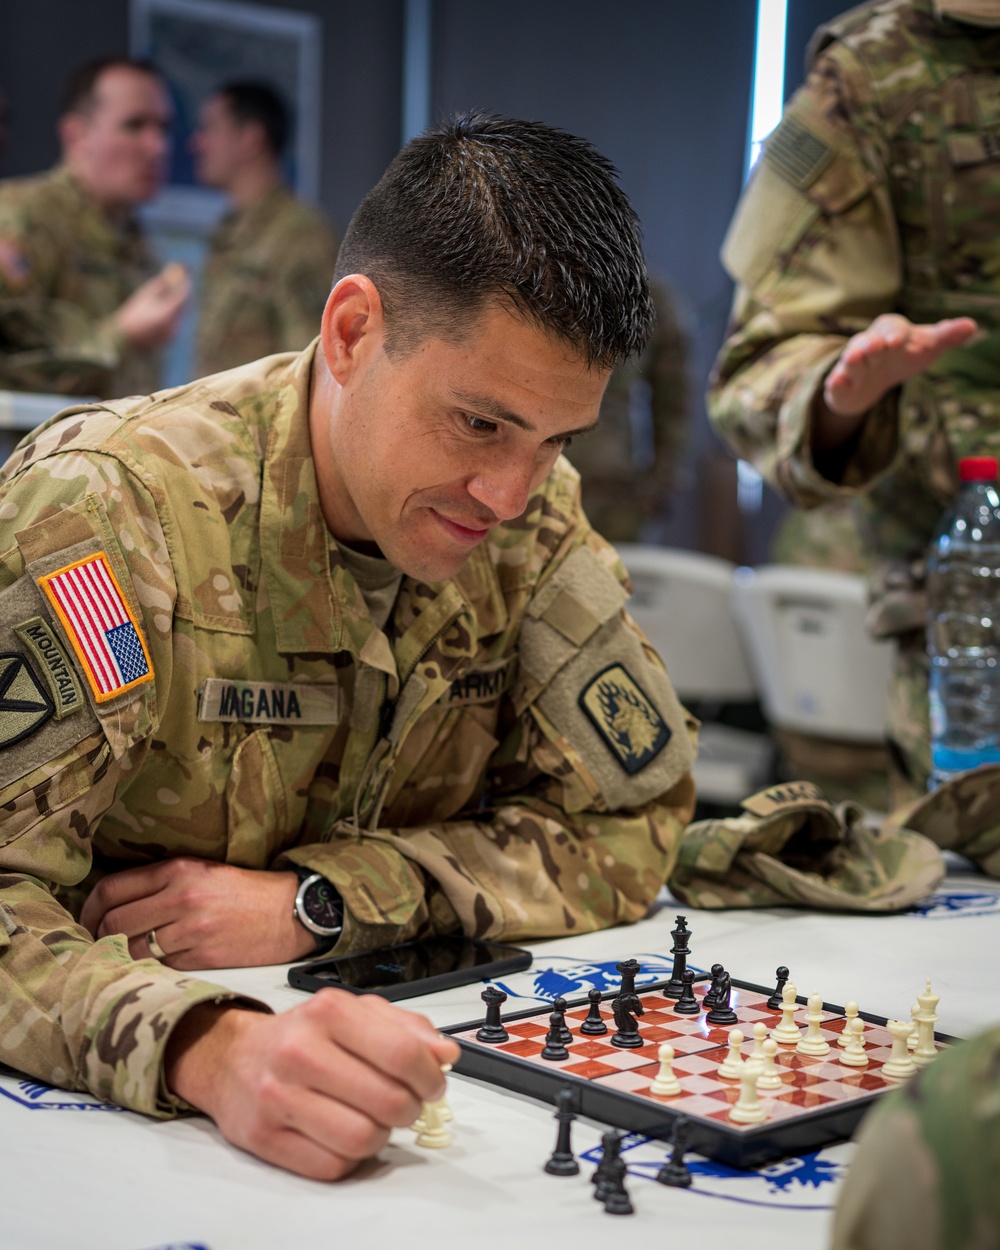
[{"xmin": 38, "ymin": 554, "xmax": 154, "ymax": 703}]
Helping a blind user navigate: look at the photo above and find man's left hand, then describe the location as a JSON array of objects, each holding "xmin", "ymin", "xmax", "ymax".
[{"xmin": 79, "ymin": 859, "xmax": 317, "ymax": 969}]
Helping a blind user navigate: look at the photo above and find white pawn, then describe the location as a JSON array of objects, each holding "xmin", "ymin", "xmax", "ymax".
[
  {"xmin": 749, "ymin": 1021, "xmax": 768, "ymax": 1064},
  {"xmin": 839, "ymin": 1016, "xmax": 868, "ymax": 1067},
  {"xmin": 414, "ymin": 1096, "xmax": 452, "ymax": 1148},
  {"xmin": 796, "ymin": 992, "xmax": 831, "ymax": 1057},
  {"xmin": 729, "ymin": 1059, "xmax": 768, "ymax": 1124},
  {"xmin": 838, "ymin": 1001, "xmax": 859, "ymax": 1048},
  {"xmin": 435, "ymin": 1062, "xmax": 454, "ymax": 1122},
  {"xmin": 882, "ymin": 1018, "xmax": 918, "ymax": 1080},
  {"xmin": 772, "ymin": 982, "xmax": 802, "ymax": 1045},
  {"xmin": 650, "ymin": 1042, "xmax": 682, "ymax": 1097},
  {"xmin": 718, "ymin": 1029, "xmax": 745, "ymax": 1079},
  {"xmin": 756, "ymin": 1038, "xmax": 784, "ymax": 1091}
]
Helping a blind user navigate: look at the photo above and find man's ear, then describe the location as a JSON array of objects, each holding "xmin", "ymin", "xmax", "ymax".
[
  {"xmin": 59, "ymin": 112, "xmax": 85, "ymax": 156},
  {"xmin": 320, "ymin": 275, "xmax": 385, "ymax": 385}
]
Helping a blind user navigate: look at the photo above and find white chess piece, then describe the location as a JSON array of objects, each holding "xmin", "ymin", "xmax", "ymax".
[
  {"xmin": 435, "ymin": 1062, "xmax": 454, "ymax": 1122},
  {"xmin": 772, "ymin": 982, "xmax": 802, "ymax": 1045},
  {"xmin": 838, "ymin": 1000, "xmax": 859, "ymax": 1048},
  {"xmin": 913, "ymin": 980, "xmax": 940, "ymax": 1068},
  {"xmin": 749, "ymin": 1021, "xmax": 767, "ymax": 1064},
  {"xmin": 718, "ymin": 1029, "xmax": 745, "ymax": 1079},
  {"xmin": 756, "ymin": 1038, "xmax": 783, "ymax": 1091},
  {"xmin": 839, "ymin": 1016, "xmax": 868, "ymax": 1067},
  {"xmin": 729, "ymin": 1059, "xmax": 768, "ymax": 1124},
  {"xmin": 414, "ymin": 1096, "xmax": 452, "ymax": 1148},
  {"xmin": 796, "ymin": 992, "xmax": 831, "ymax": 1057},
  {"xmin": 882, "ymin": 1019, "xmax": 918, "ymax": 1080},
  {"xmin": 908, "ymin": 1002, "xmax": 920, "ymax": 1050},
  {"xmin": 650, "ymin": 1042, "xmax": 682, "ymax": 1097}
]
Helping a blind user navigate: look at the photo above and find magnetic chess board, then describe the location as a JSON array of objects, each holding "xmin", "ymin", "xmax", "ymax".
[{"xmin": 447, "ymin": 977, "xmax": 958, "ymax": 1169}]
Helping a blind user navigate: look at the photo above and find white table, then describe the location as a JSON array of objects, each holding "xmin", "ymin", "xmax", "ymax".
[{"xmin": 6, "ymin": 865, "xmax": 998, "ymax": 1250}]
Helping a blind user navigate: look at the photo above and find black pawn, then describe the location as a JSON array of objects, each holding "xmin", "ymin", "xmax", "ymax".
[
  {"xmin": 543, "ymin": 1088, "xmax": 580, "ymax": 1176},
  {"xmin": 616, "ymin": 958, "xmax": 641, "ymax": 999},
  {"xmin": 665, "ymin": 914, "xmax": 691, "ymax": 998},
  {"xmin": 579, "ymin": 987, "xmax": 609, "ymax": 1035},
  {"xmin": 552, "ymin": 997, "xmax": 573, "ymax": 1046},
  {"xmin": 602, "ymin": 1157, "xmax": 634, "ymax": 1215},
  {"xmin": 592, "ymin": 1129, "xmax": 621, "ymax": 1192},
  {"xmin": 766, "ymin": 966, "xmax": 790, "ymax": 1011},
  {"xmin": 656, "ymin": 1115, "xmax": 693, "ymax": 1189},
  {"xmin": 703, "ymin": 963, "xmax": 725, "ymax": 1009},
  {"xmin": 673, "ymin": 969, "xmax": 700, "ymax": 1015},
  {"xmin": 476, "ymin": 985, "xmax": 509, "ymax": 1043},
  {"xmin": 540, "ymin": 1007, "xmax": 569, "ymax": 1061}
]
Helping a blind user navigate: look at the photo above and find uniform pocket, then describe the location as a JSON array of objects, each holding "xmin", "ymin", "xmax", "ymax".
[{"xmin": 225, "ymin": 728, "xmax": 289, "ymax": 867}]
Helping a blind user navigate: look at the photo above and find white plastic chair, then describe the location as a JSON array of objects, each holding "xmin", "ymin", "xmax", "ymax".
[{"xmin": 730, "ymin": 564, "xmax": 893, "ymax": 742}]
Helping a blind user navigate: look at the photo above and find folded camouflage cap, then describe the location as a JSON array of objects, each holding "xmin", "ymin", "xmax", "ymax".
[
  {"xmin": 669, "ymin": 780, "xmax": 945, "ymax": 911},
  {"xmin": 882, "ymin": 764, "xmax": 1000, "ymax": 877}
]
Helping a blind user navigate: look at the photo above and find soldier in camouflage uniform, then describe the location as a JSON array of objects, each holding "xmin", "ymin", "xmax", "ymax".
[
  {"xmin": 0, "ymin": 58, "xmax": 189, "ymax": 398},
  {"xmin": 567, "ymin": 279, "xmax": 689, "ymax": 542},
  {"xmin": 192, "ymin": 82, "xmax": 339, "ymax": 378},
  {"xmin": 709, "ymin": 0, "xmax": 1000, "ymax": 805},
  {"xmin": 0, "ymin": 114, "xmax": 696, "ymax": 1181},
  {"xmin": 831, "ymin": 1022, "xmax": 1000, "ymax": 1249}
]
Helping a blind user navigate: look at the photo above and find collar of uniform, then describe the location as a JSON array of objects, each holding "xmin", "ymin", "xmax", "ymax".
[
  {"xmin": 258, "ymin": 339, "xmax": 344, "ymax": 654},
  {"xmin": 50, "ymin": 163, "xmax": 144, "ymax": 247},
  {"xmin": 934, "ymin": 0, "xmax": 1000, "ymax": 25},
  {"xmin": 212, "ymin": 184, "xmax": 293, "ymax": 247}
]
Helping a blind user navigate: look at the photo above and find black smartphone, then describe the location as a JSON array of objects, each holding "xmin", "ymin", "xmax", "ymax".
[{"xmin": 287, "ymin": 934, "xmax": 532, "ymax": 1001}]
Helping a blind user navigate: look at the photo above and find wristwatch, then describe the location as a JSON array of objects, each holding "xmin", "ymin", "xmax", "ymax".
[{"xmin": 292, "ymin": 866, "xmax": 343, "ymax": 952}]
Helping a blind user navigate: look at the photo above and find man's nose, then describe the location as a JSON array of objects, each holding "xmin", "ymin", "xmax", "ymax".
[{"xmin": 466, "ymin": 453, "xmax": 539, "ymax": 522}]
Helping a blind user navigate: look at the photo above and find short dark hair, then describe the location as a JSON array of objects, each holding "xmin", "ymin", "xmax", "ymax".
[
  {"xmin": 217, "ymin": 81, "xmax": 289, "ymax": 158},
  {"xmin": 334, "ymin": 112, "xmax": 654, "ymax": 369},
  {"xmin": 60, "ymin": 58, "xmax": 161, "ymax": 116}
]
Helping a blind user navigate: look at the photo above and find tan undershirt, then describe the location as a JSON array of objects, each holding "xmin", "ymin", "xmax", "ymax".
[{"xmin": 333, "ymin": 540, "xmax": 403, "ymax": 633}]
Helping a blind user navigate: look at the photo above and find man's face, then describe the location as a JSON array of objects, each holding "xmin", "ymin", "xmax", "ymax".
[
  {"xmin": 64, "ymin": 67, "xmax": 170, "ymax": 211},
  {"xmin": 190, "ymin": 95, "xmax": 246, "ymax": 189},
  {"xmin": 314, "ymin": 295, "xmax": 608, "ymax": 583}
]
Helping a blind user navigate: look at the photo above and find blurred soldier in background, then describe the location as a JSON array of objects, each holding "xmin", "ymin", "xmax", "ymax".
[
  {"xmin": 567, "ymin": 280, "xmax": 688, "ymax": 543},
  {"xmin": 709, "ymin": 0, "xmax": 1000, "ymax": 805},
  {"xmin": 0, "ymin": 58, "xmax": 189, "ymax": 398},
  {"xmin": 192, "ymin": 81, "xmax": 339, "ymax": 378}
]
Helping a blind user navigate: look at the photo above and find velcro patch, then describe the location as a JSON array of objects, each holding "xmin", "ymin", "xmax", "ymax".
[
  {"xmin": 579, "ymin": 663, "xmax": 671, "ymax": 775},
  {"xmin": 765, "ymin": 116, "xmax": 834, "ymax": 189},
  {"xmin": 37, "ymin": 554, "xmax": 153, "ymax": 703},
  {"xmin": 0, "ymin": 653, "xmax": 54, "ymax": 748},
  {"xmin": 741, "ymin": 780, "xmax": 829, "ymax": 818},
  {"xmin": 14, "ymin": 616, "xmax": 84, "ymax": 720},
  {"xmin": 199, "ymin": 678, "xmax": 342, "ymax": 724}
]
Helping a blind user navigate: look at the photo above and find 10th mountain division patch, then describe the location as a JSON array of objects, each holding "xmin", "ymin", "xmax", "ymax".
[{"xmin": 579, "ymin": 662, "xmax": 670, "ymax": 774}]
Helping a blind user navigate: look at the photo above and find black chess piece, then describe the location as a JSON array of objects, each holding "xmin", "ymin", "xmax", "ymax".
[
  {"xmin": 552, "ymin": 997, "xmax": 573, "ymax": 1046},
  {"xmin": 540, "ymin": 1007, "xmax": 570, "ymax": 1061},
  {"xmin": 664, "ymin": 914, "xmax": 690, "ymax": 998},
  {"xmin": 610, "ymin": 992, "xmax": 645, "ymax": 1048},
  {"xmin": 616, "ymin": 958, "xmax": 641, "ymax": 1001},
  {"xmin": 706, "ymin": 969, "xmax": 738, "ymax": 1026},
  {"xmin": 475, "ymin": 985, "xmax": 510, "ymax": 1043},
  {"xmin": 766, "ymin": 966, "xmax": 790, "ymax": 1011},
  {"xmin": 656, "ymin": 1115, "xmax": 693, "ymax": 1189},
  {"xmin": 602, "ymin": 1156, "xmax": 634, "ymax": 1215},
  {"xmin": 579, "ymin": 987, "xmax": 608, "ymax": 1036},
  {"xmin": 543, "ymin": 1088, "xmax": 580, "ymax": 1176},
  {"xmin": 592, "ymin": 1129, "xmax": 621, "ymax": 1195},
  {"xmin": 673, "ymin": 969, "xmax": 700, "ymax": 1015},
  {"xmin": 703, "ymin": 963, "xmax": 725, "ymax": 1009}
]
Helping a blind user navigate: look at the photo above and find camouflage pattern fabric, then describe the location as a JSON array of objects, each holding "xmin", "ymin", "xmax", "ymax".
[
  {"xmin": 669, "ymin": 780, "xmax": 945, "ymax": 911},
  {"xmin": 0, "ymin": 165, "xmax": 160, "ymax": 398},
  {"xmin": 0, "ymin": 342, "xmax": 697, "ymax": 1118},
  {"xmin": 708, "ymin": 0, "xmax": 1000, "ymax": 797},
  {"xmin": 882, "ymin": 759, "xmax": 1000, "ymax": 873},
  {"xmin": 831, "ymin": 1022, "xmax": 1000, "ymax": 1250},
  {"xmin": 194, "ymin": 186, "xmax": 338, "ymax": 378},
  {"xmin": 770, "ymin": 497, "xmax": 871, "ymax": 575},
  {"xmin": 568, "ymin": 281, "xmax": 689, "ymax": 542}
]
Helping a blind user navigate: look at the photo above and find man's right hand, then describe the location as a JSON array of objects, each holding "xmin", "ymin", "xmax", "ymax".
[
  {"xmin": 115, "ymin": 263, "xmax": 190, "ymax": 350},
  {"xmin": 164, "ymin": 990, "xmax": 460, "ymax": 1181},
  {"xmin": 813, "ymin": 313, "xmax": 978, "ymax": 451}
]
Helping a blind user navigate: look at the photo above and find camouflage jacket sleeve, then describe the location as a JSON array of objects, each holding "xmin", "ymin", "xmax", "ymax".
[
  {"xmin": 707, "ymin": 43, "xmax": 903, "ymax": 509},
  {"xmin": 279, "ymin": 477, "xmax": 699, "ymax": 954},
  {"xmin": 0, "ymin": 442, "xmax": 267, "ymax": 1117},
  {"xmin": 0, "ymin": 200, "xmax": 122, "ymax": 397},
  {"xmin": 831, "ymin": 1023, "xmax": 1000, "ymax": 1250}
]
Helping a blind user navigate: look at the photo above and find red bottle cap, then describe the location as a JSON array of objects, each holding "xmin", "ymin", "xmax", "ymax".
[{"xmin": 959, "ymin": 456, "xmax": 998, "ymax": 482}]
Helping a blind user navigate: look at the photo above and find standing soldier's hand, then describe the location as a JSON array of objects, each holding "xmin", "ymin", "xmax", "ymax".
[{"xmin": 115, "ymin": 262, "xmax": 190, "ymax": 349}]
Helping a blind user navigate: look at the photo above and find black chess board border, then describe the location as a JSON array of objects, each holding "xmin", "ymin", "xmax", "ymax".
[{"xmin": 444, "ymin": 976, "xmax": 961, "ymax": 1171}]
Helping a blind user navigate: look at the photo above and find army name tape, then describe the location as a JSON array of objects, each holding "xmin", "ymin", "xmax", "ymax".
[
  {"xmin": 741, "ymin": 780, "xmax": 830, "ymax": 818},
  {"xmin": 199, "ymin": 678, "xmax": 343, "ymax": 725},
  {"xmin": 579, "ymin": 662, "xmax": 671, "ymax": 775},
  {"xmin": 14, "ymin": 617, "xmax": 84, "ymax": 720},
  {"xmin": 447, "ymin": 657, "xmax": 515, "ymax": 705},
  {"xmin": 37, "ymin": 554, "xmax": 154, "ymax": 703}
]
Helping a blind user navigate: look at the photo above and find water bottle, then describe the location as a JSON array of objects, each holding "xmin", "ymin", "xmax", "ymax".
[{"xmin": 926, "ymin": 455, "xmax": 1000, "ymax": 788}]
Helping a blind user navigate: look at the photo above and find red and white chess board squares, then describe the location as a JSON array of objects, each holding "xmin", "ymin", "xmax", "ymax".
[{"xmin": 454, "ymin": 986, "xmax": 931, "ymax": 1133}]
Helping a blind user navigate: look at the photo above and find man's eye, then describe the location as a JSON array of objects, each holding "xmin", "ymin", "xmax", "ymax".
[{"xmin": 464, "ymin": 415, "xmax": 496, "ymax": 434}]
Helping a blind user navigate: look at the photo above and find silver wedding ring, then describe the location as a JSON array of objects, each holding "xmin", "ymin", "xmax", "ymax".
[{"xmin": 146, "ymin": 929, "xmax": 167, "ymax": 960}]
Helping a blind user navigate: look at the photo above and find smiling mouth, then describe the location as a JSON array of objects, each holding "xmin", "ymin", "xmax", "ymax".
[{"xmin": 431, "ymin": 510, "xmax": 493, "ymax": 544}]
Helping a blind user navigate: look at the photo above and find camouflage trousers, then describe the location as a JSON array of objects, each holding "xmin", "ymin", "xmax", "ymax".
[{"xmin": 886, "ymin": 631, "xmax": 931, "ymax": 808}]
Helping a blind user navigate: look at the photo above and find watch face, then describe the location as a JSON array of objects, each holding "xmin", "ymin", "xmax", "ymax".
[{"xmin": 304, "ymin": 877, "xmax": 342, "ymax": 931}]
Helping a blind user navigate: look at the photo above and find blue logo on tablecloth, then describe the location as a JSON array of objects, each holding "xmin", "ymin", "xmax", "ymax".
[
  {"xmin": 0, "ymin": 1068, "xmax": 124, "ymax": 1112},
  {"xmin": 911, "ymin": 888, "xmax": 1000, "ymax": 919},
  {"xmin": 492, "ymin": 953, "xmax": 690, "ymax": 1002}
]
